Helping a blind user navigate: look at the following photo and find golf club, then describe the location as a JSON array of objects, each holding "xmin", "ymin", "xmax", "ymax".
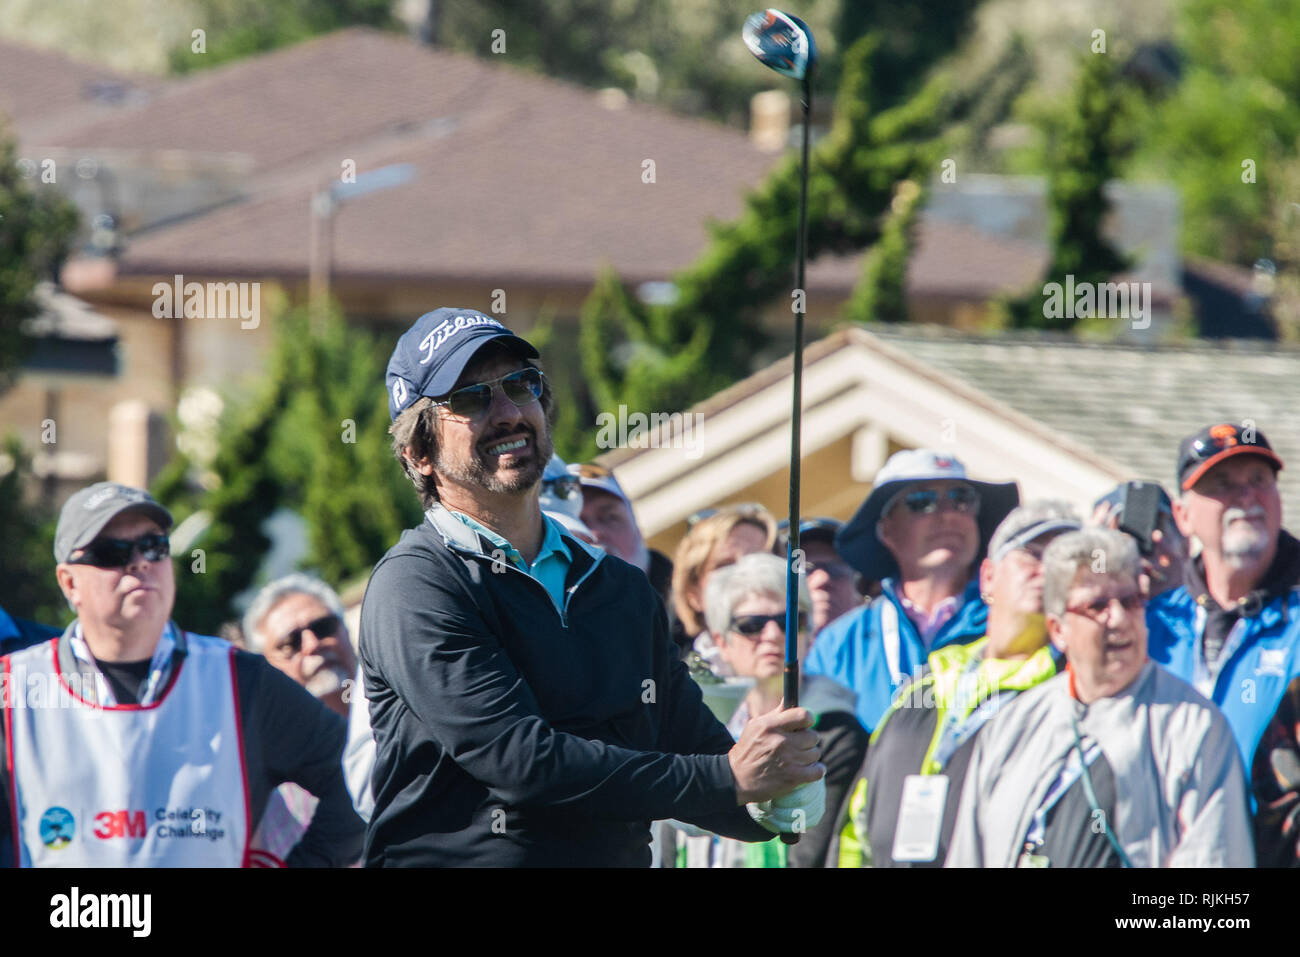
[{"xmin": 743, "ymin": 8, "xmax": 817, "ymax": 847}]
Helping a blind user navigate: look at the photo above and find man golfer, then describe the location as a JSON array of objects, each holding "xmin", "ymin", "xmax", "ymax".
[{"xmin": 360, "ymin": 308, "xmax": 824, "ymax": 866}]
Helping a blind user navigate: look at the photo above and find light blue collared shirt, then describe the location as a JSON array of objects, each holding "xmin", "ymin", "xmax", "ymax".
[{"xmin": 449, "ymin": 512, "xmax": 573, "ymax": 614}]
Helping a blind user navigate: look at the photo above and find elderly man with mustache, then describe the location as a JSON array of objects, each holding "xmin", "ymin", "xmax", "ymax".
[{"xmin": 1146, "ymin": 423, "xmax": 1300, "ymax": 863}]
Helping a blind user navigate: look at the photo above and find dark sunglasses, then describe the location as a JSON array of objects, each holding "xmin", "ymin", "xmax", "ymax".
[
  {"xmin": 435, "ymin": 368, "xmax": 545, "ymax": 418},
  {"xmin": 542, "ymin": 475, "xmax": 581, "ymax": 500},
  {"xmin": 67, "ymin": 532, "xmax": 170, "ymax": 568},
  {"xmin": 900, "ymin": 485, "xmax": 980, "ymax": 515},
  {"xmin": 272, "ymin": 614, "xmax": 341, "ymax": 656},
  {"xmin": 730, "ymin": 612, "xmax": 807, "ymax": 637}
]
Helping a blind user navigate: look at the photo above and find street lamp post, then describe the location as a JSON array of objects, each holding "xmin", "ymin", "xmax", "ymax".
[{"xmin": 308, "ymin": 163, "xmax": 416, "ymax": 323}]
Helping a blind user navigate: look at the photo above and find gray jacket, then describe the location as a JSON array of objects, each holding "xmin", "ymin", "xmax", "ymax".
[{"xmin": 946, "ymin": 661, "xmax": 1254, "ymax": 868}]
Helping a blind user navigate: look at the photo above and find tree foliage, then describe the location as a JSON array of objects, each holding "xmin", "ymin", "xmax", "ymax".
[
  {"xmin": 160, "ymin": 364, "xmax": 287, "ymax": 633},
  {"xmin": 169, "ymin": 0, "xmax": 394, "ymax": 72},
  {"xmin": 435, "ymin": 0, "xmax": 842, "ymax": 127},
  {"xmin": 843, "ymin": 178, "xmax": 924, "ymax": 325},
  {"xmin": 0, "ymin": 128, "xmax": 79, "ymax": 626},
  {"xmin": 0, "ymin": 439, "xmax": 67, "ymax": 625},
  {"xmin": 1132, "ymin": 0, "xmax": 1300, "ymax": 266},
  {"xmin": 0, "ymin": 130, "xmax": 79, "ymax": 394},
  {"xmin": 268, "ymin": 307, "xmax": 421, "ymax": 586},
  {"xmin": 155, "ymin": 303, "xmax": 421, "ymax": 631},
  {"xmin": 1002, "ymin": 50, "xmax": 1134, "ymax": 331},
  {"xmin": 575, "ymin": 30, "xmax": 973, "ymax": 419}
]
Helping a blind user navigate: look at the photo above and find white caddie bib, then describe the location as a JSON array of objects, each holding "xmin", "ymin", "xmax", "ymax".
[{"xmin": 4, "ymin": 634, "xmax": 250, "ymax": 867}]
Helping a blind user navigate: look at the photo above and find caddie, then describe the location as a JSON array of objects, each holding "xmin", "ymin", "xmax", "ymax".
[{"xmin": 0, "ymin": 483, "xmax": 363, "ymax": 867}]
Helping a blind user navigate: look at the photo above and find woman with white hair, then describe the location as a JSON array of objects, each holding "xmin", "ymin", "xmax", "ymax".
[
  {"xmin": 946, "ymin": 527, "xmax": 1253, "ymax": 867},
  {"xmin": 671, "ymin": 553, "xmax": 862, "ymax": 867}
]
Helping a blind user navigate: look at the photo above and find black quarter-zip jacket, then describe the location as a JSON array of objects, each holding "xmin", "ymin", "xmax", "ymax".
[{"xmin": 359, "ymin": 505, "xmax": 771, "ymax": 866}]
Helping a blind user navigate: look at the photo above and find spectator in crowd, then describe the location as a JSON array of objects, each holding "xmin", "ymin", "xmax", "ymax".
[
  {"xmin": 0, "ymin": 605, "xmax": 59, "ymax": 656},
  {"xmin": 0, "ymin": 482, "xmax": 363, "ymax": 867},
  {"xmin": 1091, "ymin": 481, "xmax": 1187, "ymax": 597},
  {"xmin": 672, "ymin": 504, "xmax": 779, "ymax": 676},
  {"xmin": 216, "ymin": 620, "xmax": 248, "ymax": 649},
  {"xmin": 244, "ymin": 573, "xmax": 357, "ymax": 718},
  {"xmin": 672, "ymin": 553, "xmax": 859, "ymax": 867},
  {"xmin": 362, "ymin": 307, "xmax": 823, "ymax": 866},
  {"xmin": 1254, "ymin": 673, "xmax": 1300, "ymax": 866},
  {"xmin": 946, "ymin": 528, "xmax": 1253, "ymax": 867},
  {"xmin": 539, "ymin": 454, "xmax": 597, "ymax": 544},
  {"xmin": 244, "ymin": 574, "xmax": 363, "ymax": 866},
  {"xmin": 804, "ymin": 449, "xmax": 1019, "ymax": 735},
  {"xmin": 1147, "ymin": 424, "xmax": 1300, "ymax": 776},
  {"xmin": 571, "ymin": 461, "xmax": 681, "ymax": 647},
  {"xmin": 774, "ymin": 517, "xmax": 864, "ymax": 636},
  {"xmin": 841, "ymin": 501, "xmax": 1079, "ymax": 867}
]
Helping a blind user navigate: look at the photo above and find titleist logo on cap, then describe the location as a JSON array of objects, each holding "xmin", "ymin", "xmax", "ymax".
[{"xmin": 418, "ymin": 315, "xmax": 505, "ymax": 364}]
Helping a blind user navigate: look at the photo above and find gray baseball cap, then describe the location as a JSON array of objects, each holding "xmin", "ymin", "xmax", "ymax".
[
  {"xmin": 987, "ymin": 500, "xmax": 1082, "ymax": 563},
  {"xmin": 54, "ymin": 482, "xmax": 174, "ymax": 564}
]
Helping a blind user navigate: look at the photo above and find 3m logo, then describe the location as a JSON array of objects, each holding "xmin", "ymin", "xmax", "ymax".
[{"xmin": 93, "ymin": 810, "xmax": 147, "ymax": 840}]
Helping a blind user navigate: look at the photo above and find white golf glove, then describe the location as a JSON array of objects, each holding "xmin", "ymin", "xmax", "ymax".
[{"xmin": 747, "ymin": 777, "xmax": 826, "ymax": 835}]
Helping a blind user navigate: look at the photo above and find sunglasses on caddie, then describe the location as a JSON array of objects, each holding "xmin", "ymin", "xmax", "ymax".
[
  {"xmin": 67, "ymin": 532, "xmax": 171, "ymax": 568},
  {"xmin": 435, "ymin": 367, "xmax": 545, "ymax": 418}
]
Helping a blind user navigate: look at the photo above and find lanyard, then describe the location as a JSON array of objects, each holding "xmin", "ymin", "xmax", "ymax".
[
  {"xmin": 931, "ymin": 654, "xmax": 1005, "ymax": 770},
  {"xmin": 881, "ymin": 599, "xmax": 904, "ymax": 687},
  {"xmin": 1022, "ymin": 713, "xmax": 1132, "ymax": 867},
  {"xmin": 1023, "ymin": 730, "xmax": 1102, "ymax": 849},
  {"xmin": 1070, "ymin": 712, "xmax": 1133, "ymax": 867},
  {"xmin": 1191, "ymin": 603, "xmax": 1247, "ymax": 701},
  {"xmin": 69, "ymin": 622, "xmax": 179, "ymax": 706}
]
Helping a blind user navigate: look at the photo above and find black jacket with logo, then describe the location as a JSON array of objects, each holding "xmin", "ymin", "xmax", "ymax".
[{"xmin": 359, "ymin": 506, "xmax": 770, "ymax": 866}]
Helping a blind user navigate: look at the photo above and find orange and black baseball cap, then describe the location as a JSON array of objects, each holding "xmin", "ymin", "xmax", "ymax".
[{"xmin": 1176, "ymin": 423, "xmax": 1283, "ymax": 491}]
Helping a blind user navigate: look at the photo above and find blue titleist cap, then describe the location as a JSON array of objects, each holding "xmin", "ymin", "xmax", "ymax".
[{"xmin": 385, "ymin": 308, "xmax": 539, "ymax": 420}]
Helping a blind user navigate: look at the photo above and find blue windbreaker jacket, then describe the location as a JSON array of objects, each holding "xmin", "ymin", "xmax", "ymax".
[{"xmin": 1147, "ymin": 585, "xmax": 1300, "ymax": 774}]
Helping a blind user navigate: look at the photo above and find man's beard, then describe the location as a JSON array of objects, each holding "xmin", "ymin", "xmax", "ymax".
[
  {"xmin": 436, "ymin": 422, "xmax": 553, "ymax": 496},
  {"xmin": 1220, "ymin": 506, "xmax": 1271, "ymax": 567},
  {"xmin": 304, "ymin": 657, "xmax": 351, "ymax": 699}
]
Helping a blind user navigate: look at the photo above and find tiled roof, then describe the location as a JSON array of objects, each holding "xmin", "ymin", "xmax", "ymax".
[
  {"xmin": 864, "ymin": 324, "xmax": 1300, "ymax": 516},
  {"xmin": 799, "ymin": 218, "xmax": 1048, "ymax": 301},
  {"xmin": 0, "ymin": 38, "xmax": 151, "ymax": 138},
  {"xmin": 27, "ymin": 27, "xmax": 780, "ymax": 286},
  {"xmin": 906, "ymin": 217, "xmax": 1046, "ymax": 298}
]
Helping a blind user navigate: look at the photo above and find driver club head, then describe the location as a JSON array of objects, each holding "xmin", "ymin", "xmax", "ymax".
[{"xmin": 743, "ymin": 9, "xmax": 817, "ymax": 81}]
